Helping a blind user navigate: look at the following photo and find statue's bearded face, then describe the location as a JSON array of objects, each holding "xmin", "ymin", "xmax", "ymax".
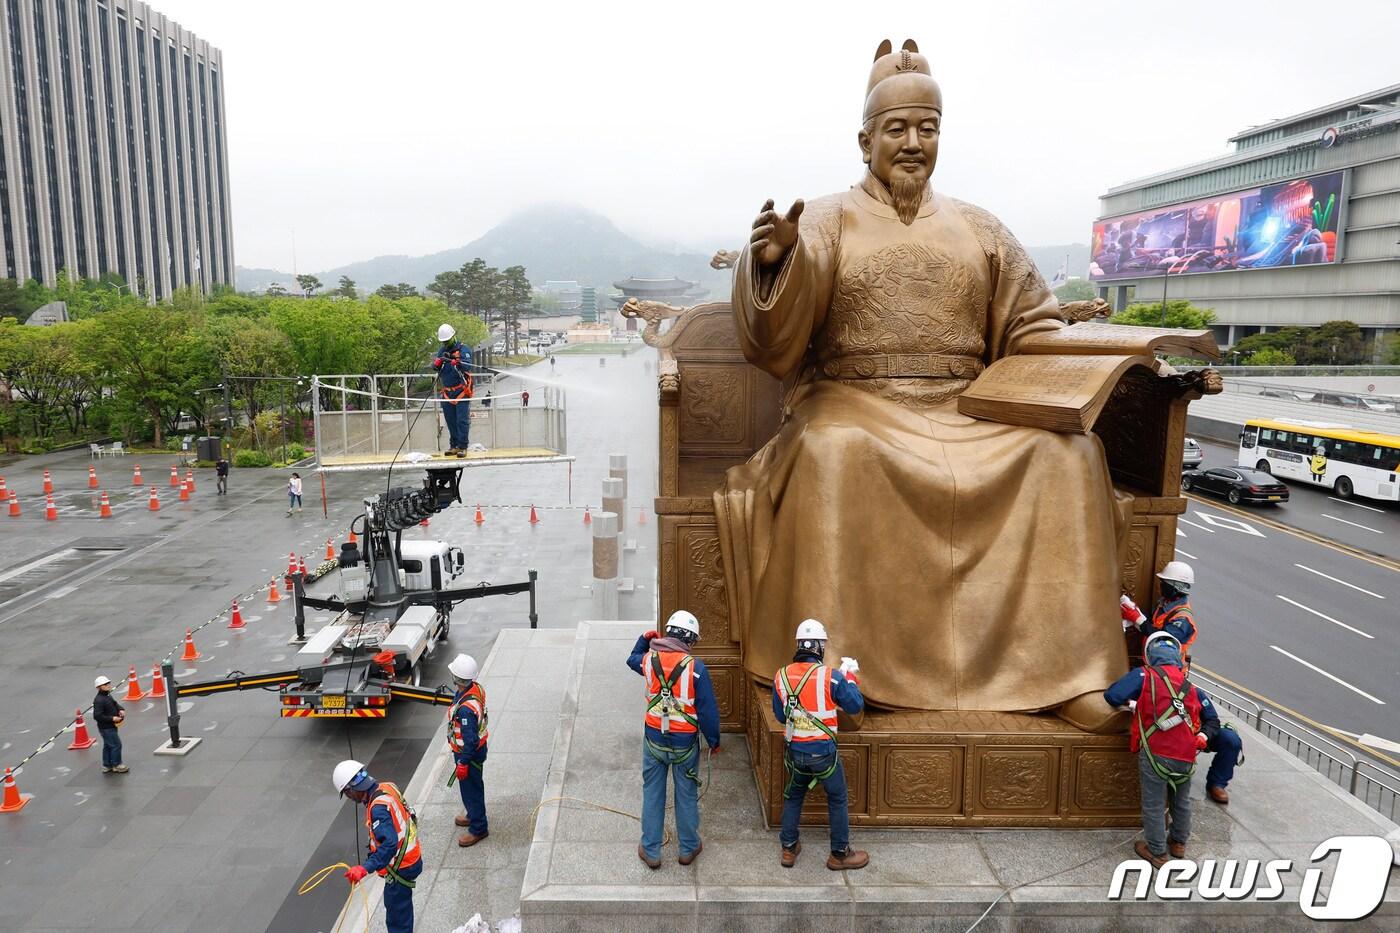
[{"xmin": 860, "ymin": 107, "xmax": 940, "ymax": 189}]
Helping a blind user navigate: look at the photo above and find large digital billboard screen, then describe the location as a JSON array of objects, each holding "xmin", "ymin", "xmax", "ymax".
[{"xmin": 1089, "ymin": 170, "xmax": 1345, "ymax": 281}]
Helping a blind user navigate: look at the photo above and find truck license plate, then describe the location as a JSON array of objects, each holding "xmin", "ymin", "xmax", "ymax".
[{"xmin": 322, "ymin": 695, "xmax": 346, "ymax": 709}]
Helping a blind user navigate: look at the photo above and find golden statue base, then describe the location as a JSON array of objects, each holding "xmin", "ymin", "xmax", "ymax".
[{"xmin": 745, "ymin": 683, "xmax": 1140, "ymax": 827}]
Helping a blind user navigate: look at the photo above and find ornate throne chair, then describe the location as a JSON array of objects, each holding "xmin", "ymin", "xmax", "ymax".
[{"xmin": 631, "ymin": 296, "xmax": 1221, "ymax": 827}]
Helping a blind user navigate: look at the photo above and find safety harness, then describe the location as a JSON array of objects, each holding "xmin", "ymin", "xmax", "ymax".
[
  {"xmin": 780, "ymin": 664, "xmax": 839, "ymax": 796},
  {"xmin": 368, "ymin": 782, "xmax": 420, "ymax": 889},
  {"xmin": 644, "ymin": 650, "xmax": 702, "ymax": 785},
  {"xmin": 1138, "ymin": 665, "xmax": 1199, "ymax": 791}
]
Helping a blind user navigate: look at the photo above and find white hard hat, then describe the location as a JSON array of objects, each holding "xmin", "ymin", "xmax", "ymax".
[
  {"xmin": 665, "ymin": 610, "xmax": 700, "ymax": 638},
  {"xmin": 1157, "ymin": 561, "xmax": 1194, "ymax": 587},
  {"xmin": 795, "ymin": 618, "xmax": 828, "ymax": 642},
  {"xmin": 94, "ymin": 675, "xmax": 112, "ymax": 688},
  {"xmin": 333, "ymin": 759, "xmax": 369, "ymax": 795},
  {"xmin": 1144, "ymin": 631, "xmax": 1182, "ymax": 658},
  {"xmin": 437, "ymin": 323, "xmax": 456, "ymax": 342},
  {"xmin": 448, "ymin": 654, "xmax": 479, "ymax": 682}
]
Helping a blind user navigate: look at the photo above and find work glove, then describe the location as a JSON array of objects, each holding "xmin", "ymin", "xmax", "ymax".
[
  {"xmin": 1195, "ymin": 732, "xmax": 1209, "ymax": 750},
  {"xmin": 344, "ymin": 865, "xmax": 369, "ymax": 885},
  {"xmin": 455, "ymin": 763, "xmax": 470, "ymax": 781},
  {"xmin": 432, "ymin": 358, "xmax": 444, "ymax": 370},
  {"xmin": 1120, "ymin": 595, "xmax": 1146, "ymax": 630},
  {"xmin": 642, "ymin": 630, "xmax": 659, "ymax": 642}
]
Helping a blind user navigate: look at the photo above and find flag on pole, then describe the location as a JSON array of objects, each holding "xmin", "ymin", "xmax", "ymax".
[{"xmin": 1049, "ymin": 255, "xmax": 1069, "ymax": 289}]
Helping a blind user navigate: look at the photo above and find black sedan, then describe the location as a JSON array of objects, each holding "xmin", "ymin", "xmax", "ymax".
[{"xmin": 1181, "ymin": 467, "xmax": 1289, "ymax": 505}]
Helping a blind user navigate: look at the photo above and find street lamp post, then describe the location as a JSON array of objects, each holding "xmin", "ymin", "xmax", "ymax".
[{"xmin": 1160, "ymin": 265, "xmax": 1170, "ymax": 328}]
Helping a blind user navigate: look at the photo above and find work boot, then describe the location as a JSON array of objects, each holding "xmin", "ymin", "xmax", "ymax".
[
  {"xmin": 111, "ymin": 764, "xmax": 129, "ymax": 774},
  {"xmin": 1207, "ymin": 785, "xmax": 1230, "ymax": 805},
  {"xmin": 1133, "ymin": 840, "xmax": 1168, "ymax": 868},
  {"xmin": 101, "ymin": 766, "xmax": 113, "ymax": 774},
  {"xmin": 445, "ymin": 448, "xmax": 462, "ymax": 457},
  {"xmin": 454, "ymin": 815, "xmax": 470, "ymax": 827},
  {"xmin": 637, "ymin": 845, "xmax": 661, "ymax": 870},
  {"xmin": 457, "ymin": 830, "xmax": 488, "ymax": 847},
  {"xmin": 780, "ymin": 843, "xmax": 801, "ymax": 868},
  {"xmin": 678, "ymin": 841, "xmax": 702, "ymax": 866},
  {"xmin": 1168, "ymin": 840, "xmax": 1187, "ymax": 859},
  {"xmin": 826, "ymin": 849, "xmax": 869, "ymax": 871}
]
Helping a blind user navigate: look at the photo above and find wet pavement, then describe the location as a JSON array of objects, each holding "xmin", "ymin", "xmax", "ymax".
[{"xmin": 0, "ymin": 348, "xmax": 659, "ymax": 933}]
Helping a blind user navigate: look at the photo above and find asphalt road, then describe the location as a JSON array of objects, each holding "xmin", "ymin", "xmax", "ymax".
[
  {"xmin": 0, "ymin": 348, "xmax": 659, "ymax": 933},
  {"xmin": 1190, "ymin": 437, "xmax": 1400, "ymax": 561}
]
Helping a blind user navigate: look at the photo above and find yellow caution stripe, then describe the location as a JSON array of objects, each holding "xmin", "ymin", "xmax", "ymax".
[{"xmin": 280, "ymin": 708, "xmax": 386, "ymax": 718}]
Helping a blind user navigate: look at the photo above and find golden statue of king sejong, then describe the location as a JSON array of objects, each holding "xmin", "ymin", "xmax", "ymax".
[{"xmin": 715, "ymin": 40, "xmax": 1128, "ymax": 727}]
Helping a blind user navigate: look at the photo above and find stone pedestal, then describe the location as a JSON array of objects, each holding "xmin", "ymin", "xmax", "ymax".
[{"xmin": 746, "ymin": 683, "xmax": 1139, "ymax": 828}]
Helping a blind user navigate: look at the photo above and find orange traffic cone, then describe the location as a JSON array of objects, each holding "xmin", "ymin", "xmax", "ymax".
[
  {"xmin": 148, "ymin": 487, "xmax": 160, "ymax": 511},
  {"xmin": 178, "ymin": 480, "xmax": 190, "ymax": 502},
  {"xmin": 8, "ymin": 496, "xmax": 20, "ymax": 518},
  {"xmin": 529, "ymin": 504, "xmax": 540, "ymax": 525},
  {"xmin": 124, "ymin": 665, "xmax": 145, "ymax": 701},
  {"xmin": 68, "ymin": 709, "xmax": 97, "ymax": 750},
  {"xmin": 229, "ymin": 600, "xmax": 247, "ymax": 628},
  {"xmin": 348, "ymin": 529, "xmax": 358, "ymax": 545},
  {"xmin": 325, "ymin": 539, "xmax": 335, "ymax": 561},
  {"xmin": 267, "ymin": 578, "xmax": 282, "ymax": 603},
  {"xmin": 0, "ymin": 475, "xmax": 9, "ymax": 501},
  {"xmin": 185, "ymin": 470, "xmax": 195, "ymax": 493},
  {"xmin": 298, "ymin": 555, "xmax": 308, "ymax": 576},
  {"xmin": 45, "ymin": 494, "xmax": 57, "ymax": 521},
  {"xmin": 149, "ymin": 664, "xmax": 166, "ymax": 699},
  {"xmin": 638, "ymin": 506, "xmax": 647, "ymax": 525},
  {"xmin": 99, "ymin": 491, "xmax": 113, "ymax": 518},
  {"xmin": 132, "ymin": 463, "xmax": 143, "ymax": 485},
  {"xmin": 286, "ymin": 552, "xmax": 297, "ymax": 581},
  {"xmin": 0, "ymin": 767, "xmax": 32, "ymax": 812},
  {"xmin": 583, "ymin": 505, "xmax": 592, "ymax": 525},
  {"xmin": 180, "ymin": 628, "xmax": 201, "ymax": 660},
  {"xmin": 474, "ymin": 505, "xmax": 484, "ymax": 525},
  {"xmin": 88, "ymin": 465, "xmax": 99, "ymax": 489},
  {"xmin": 43, "ymin": 469, "xmax": 53, "ymax": 494},
  {"xmin": 169, "ymin": 465, "xmax": 179, "ymax": 487}
]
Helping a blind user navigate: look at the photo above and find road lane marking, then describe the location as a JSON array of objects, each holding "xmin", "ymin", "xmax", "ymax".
[
  {"xmin": 1196, "ymin": 511, "xmax": 1265, "ymax": 537},
  {"xmin": 1269, "ymin": 645, "xmax": 1386, "ymax": 705},
  {"xmin": 1328, "ymin": 496, "xmax": 1385, "ymax": 513},
  {"xmin": 1175, "ymin": 548, "xmax": 1198, "ymax": 560},
  {"xmin": 1184, "ymin": 492, "xmax": 1400, "ymax": 574},
  {"xmin": 1294, "ymin": 563, "xmax": 1386, "ymax": 599},
  {"xmin": 1179, "ymin": 518, "xmax": 1216, "ymax": 534},
  {"xmin": 1176, "ymin": 528, "xmax": 1187, "ymax": 538},
  {"xmin": 1321, "ymin": 513, "xmax": 1384, "ymax": 535},
  {"xmin": 1274, "ymin": 594, "xmax": 1374, "ymax": 639},
  {"xmin": 1360, "ymin": 733, "xmax": 1400, "ymax": 754}
]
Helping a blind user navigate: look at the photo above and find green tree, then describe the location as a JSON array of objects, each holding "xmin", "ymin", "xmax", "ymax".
[
  {"xmin": 266, "ymin": 283, "xmax": 288, "ymax": 297},
  {"xmin": 201, "ymin": 316, "xmax": 296, "ymax": 422},
  {"xmin": 1108, "ymin": 300, "xmax": 1216, "ymax": 329},
  {"xmin": 1053, "ymin": 279, "xmax": 1097, "ymax": 302},
  {"xmin": 295, "ymin": 274, "xmax": 323, "ymax": 297},
  {"xmin": 499, "ymin": 265, "xmax": 532, "ymax": 354},
  {"xmin": 1301, "ymin": 320, "xmax": 1365, "ymax": 365},
  {"xmin": 90, "ymin": 305, "xmax": 211, "ymax": 446},
  {"xmin": 1243, "ymin": 348, "xmax": 1296, "ymax": 367},
  {"xmin": 375, "ymin": 282, "xmax": 420, "ymax": 300},
  {"xmin": 0, "ymin": 279, "xmax": 26, "ymax": 320},
  {"xmin": 1383, "ymin": 333, "xmax": 1400, "ymax": 365},
  {"xmin": 334, "ymin": 276, "xmax": 358, "ymax": 299},
  {"xmin": 268, "ymin": 296, "xmax": 374, "ymax": 375}
]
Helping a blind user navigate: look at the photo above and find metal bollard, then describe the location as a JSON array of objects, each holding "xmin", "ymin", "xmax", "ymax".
[{"xmin": 592, "ymin": 511, "xmax": 620, "ymax": 620}]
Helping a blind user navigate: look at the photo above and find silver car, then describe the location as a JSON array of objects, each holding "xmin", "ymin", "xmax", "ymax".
[{"xmin": 1183, "ymin": 437, "xmax": 1204, "ymax": 469}]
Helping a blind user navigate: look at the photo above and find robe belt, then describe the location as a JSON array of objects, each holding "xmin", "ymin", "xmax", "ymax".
[{"xmin": 819, "ymin": 353, "xmax": 984, "ymax": 380}]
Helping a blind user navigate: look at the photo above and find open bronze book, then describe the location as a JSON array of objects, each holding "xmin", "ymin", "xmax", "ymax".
[{"xmin": 957, "ymin": 324, "xmax": 1218, "ymax": 434}]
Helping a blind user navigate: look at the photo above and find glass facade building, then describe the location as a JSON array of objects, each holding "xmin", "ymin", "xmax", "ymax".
[{"xmin": 0, "ymin": 0, "xmax": 232, "ymax": 298}]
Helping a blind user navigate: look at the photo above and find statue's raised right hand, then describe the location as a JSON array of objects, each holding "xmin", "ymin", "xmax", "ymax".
[{"xmin": 750, "ymin": 198, "xmax": 804, "ymax": 268}]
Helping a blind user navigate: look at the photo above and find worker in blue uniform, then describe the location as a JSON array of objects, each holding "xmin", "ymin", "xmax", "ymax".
[
  {"xmin": 433, "ymin": 323, "xmax": 473, "ymax": 455},
  {"xmin": 447, "ymin": 653, "xmax": 490, "ymax": 846},
  {"xmin": 335, "ymin": 759, "xmax": 422, "ymax": 933}
]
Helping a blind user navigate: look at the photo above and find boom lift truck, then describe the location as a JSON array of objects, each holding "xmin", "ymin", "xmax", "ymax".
[{"xmin": 157, "ymin": 465, "xmax": 537, "ymax": 748}]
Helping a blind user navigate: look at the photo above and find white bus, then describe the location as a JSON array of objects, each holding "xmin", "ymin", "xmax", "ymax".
[{"xmin": 1237, "ymin": 418, "xmax": 1400, "ymax": 502}]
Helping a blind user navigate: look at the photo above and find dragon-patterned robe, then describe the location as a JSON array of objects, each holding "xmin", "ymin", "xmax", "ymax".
[{"xmin": 715, "ymin": 172, "xmax": 1130, "ymax": 712}]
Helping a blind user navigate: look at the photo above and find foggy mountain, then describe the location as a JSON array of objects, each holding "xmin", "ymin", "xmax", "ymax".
[{"xmin": 236, "ymin": 204, "xmax": 1087, "ymax": 296}]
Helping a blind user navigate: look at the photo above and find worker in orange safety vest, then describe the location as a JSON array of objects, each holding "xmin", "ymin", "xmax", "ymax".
[
  {"xmin": 334, "ymin": 759, "xmax": 422, "ymax": 932},
  {"xmin": 446, "ymin": 653, "xmax": 489, "ymax": 847}
]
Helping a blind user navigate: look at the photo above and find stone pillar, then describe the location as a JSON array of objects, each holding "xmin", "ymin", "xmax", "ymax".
[
  {"xmin": 602, "ymin": 476, "xmax": 625, "ymax": 530},
  {"xmin": 608, "ymin": 453, "xmax": 627, "ymax": 501},
  {"xmin": 592, "ymin": 512, "xmax": 619, "ymax": 620}
]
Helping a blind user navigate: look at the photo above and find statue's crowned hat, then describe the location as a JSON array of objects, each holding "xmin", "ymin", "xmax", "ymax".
[{"xmin": 863, "ymin": 39, "xmax": 942, "ymax": 122}]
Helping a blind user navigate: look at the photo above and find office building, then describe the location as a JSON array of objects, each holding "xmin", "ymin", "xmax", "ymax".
[
  {"xmin": 0, "ymin": 0, "xmax": 233, "ymax": 298},
  {"xmin": 1093, "ymin": 85, "xmax": 1399, "ymax": 354}
]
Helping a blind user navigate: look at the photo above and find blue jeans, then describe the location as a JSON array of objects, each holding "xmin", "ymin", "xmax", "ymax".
[
  {"xmin": 287, "ymin": 493, "xmax": 302, "ymax": 510},
  {"xmin": 1138, "ymin": 748, "xmax": 1192, "ymax": 856},
  {"xmin": 440, "ymin": 398, "xmax": 470, "ymax": 449},
  {"xmin": 640, "ymin": 738, "xmax": 700, "ymax": 860},
  {"xmin": 780, "ymin": 746, "xmax": 849, "ymax": 855},
  {"xmin": 457, "ymin": 747, "xmax": 488, "ymax": 836},
  {"xmin": 99, "ymin": 726, "xmax": 122, "ymax": 768},
  {"xmin": 382, "ymin": 872, "xmax": 416, "ymax": 933},
  {"xmin": 1206, "ymin": 727, "xmax": 1242, "ymax": 789}
]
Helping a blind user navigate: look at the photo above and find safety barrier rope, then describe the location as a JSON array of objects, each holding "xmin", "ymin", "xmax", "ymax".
[{"xmin": 298, "ymin": 861, "xmax": 370, "ymax": 933}]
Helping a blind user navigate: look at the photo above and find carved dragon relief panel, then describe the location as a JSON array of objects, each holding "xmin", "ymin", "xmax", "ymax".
[
  {"xmin": 679, "ymin": 525, "xmax": 731, "ymax": 644},
  {"xmin": 884, "ymin": 747, "xmax": 960, "ymax": 810},
  {"xmin": 679, "ymin": 363, "xmax": 747, "ymax": 448},
  {"xmin": 1073, "ymin": 750, "xmax": 1141, "ymax": 811},
  {"xmin": 977, "ymin": 749, "xmax": 1058, "ymax": 812}
]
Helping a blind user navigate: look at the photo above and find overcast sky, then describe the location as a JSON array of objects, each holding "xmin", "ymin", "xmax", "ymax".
[{"xmin": 163, "ymin": 0, "xmax": 1400, "ymax": 273}]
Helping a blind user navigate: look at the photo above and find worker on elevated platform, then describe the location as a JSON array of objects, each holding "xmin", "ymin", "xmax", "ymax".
[
  {"xmin": 627, "ymin": 610, "xmax": 721, "ymax": 869},
  {"xmin": 433, "ymin": 323, "xmax": 473, "ymax": 457},
  {"xmin": 447, "ymin": 653, "xmax": 490, "ymax": 846},
  {"xmin": 773, "ymin": 619, "xmax": 868, "ymax": 871},
  {"xmin": 1121, "ymin": 560, "xmax": 1242, "ymax": 804},
  {"xmin": 335, "ymin": 759, "xmax": 422, "ymax": 933}
]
